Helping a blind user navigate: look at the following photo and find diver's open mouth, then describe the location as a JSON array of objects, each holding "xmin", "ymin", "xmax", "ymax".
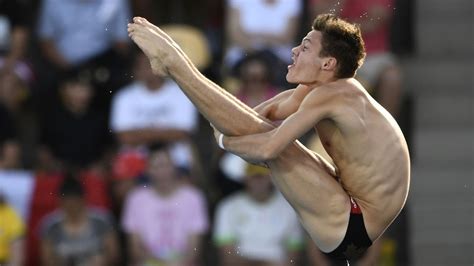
[{"xmin": 288, "ymin": 57, "xmax": 296, "ymax": 69}]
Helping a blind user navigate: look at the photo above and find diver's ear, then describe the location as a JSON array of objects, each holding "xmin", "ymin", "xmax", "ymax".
[{"xmin": 322, "ymin": 57, "xmax": 337, "ymax": 71}]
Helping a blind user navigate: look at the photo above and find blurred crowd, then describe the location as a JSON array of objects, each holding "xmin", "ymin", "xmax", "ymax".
[{"xmin": 0, "ymin": 0, "xmax": 412, "ymax": 265}]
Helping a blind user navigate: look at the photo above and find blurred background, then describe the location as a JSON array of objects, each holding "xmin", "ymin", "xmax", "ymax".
[{"xmin": 0, "ymin": 0, "xmax": 472, "ymax": 265}]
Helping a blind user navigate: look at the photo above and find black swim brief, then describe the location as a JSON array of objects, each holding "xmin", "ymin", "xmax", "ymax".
[{"xmin": 323, "ymin": 197, "xmax": 373, "ymax": 261}]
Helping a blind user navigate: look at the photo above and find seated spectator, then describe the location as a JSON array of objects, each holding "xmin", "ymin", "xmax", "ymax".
[
  {"xmin": 0, "ymin": 62, "xmax": 32, "ymax": 114},
  {"xmin": 0, "ymin": 139, "xmax": 20, "ymax": 170},
  {"xmin": 0, "ymin": 60, "xmax": 35, "ymax": 167},
  {"xmin": 0, "ymin": 191, "xmax": 25, "ymax": 266},
  {"xmin": 214, "ymin": 164, "xmax": 304, "ymax": 266},
  {"xmin": 0, "ymin": 73, "xmax": 18, "ymax": 152},
  {"xmin": 39, "ymin": 69, "xmax": 110, "ymax": 170},
  {"xmin": 0, "ymin": 0, "xmax": 32, "ymax": 74},
  {"xmin": 37, "ymin": 0, "xmax": 130, "ymax": 69},
  {"xmin": 224, "ymin": 0, "xmax": 302, "ymax": 84},
  {"xmin": 0, "ymin": 139, "xmax": 35, "ymax": 221},
  {"xmin": 26, "ymin": 163, "xmax": 111, "ymax": 266},
  {"xmin": 39, "ymin": 175, "xmax": 118, "ymax": 266},
  {"xmin": 234, "ymin": 52, "xmax": 281, "ymax": 107},
  {"xmin": 110, "ymin": 52, "xmax": 198, "ymax": 171},
  {"xmin": 36, "ymin": 0, "xmax": 132, "ymax": 109},
  {"xmin": 121, "ymin": 144, "xmax": 208, "ymax": 265}
]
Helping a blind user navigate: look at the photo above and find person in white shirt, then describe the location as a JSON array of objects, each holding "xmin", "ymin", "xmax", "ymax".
[
  {"xmin": 110, "ymin": 52, "xmax": 198, "ymax": 169},
  {"xmin": 214, "ymin": 164, "xmax": 303, "ymax": 266},
  {"xmin": 224, "ymin": 0, "xmax": 302, "ymax": 69}
]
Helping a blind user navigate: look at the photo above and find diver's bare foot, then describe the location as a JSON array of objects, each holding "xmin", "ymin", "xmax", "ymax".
[{"xmin": 127, "ymin": 17, "xmax": 180, "ymax": 76}]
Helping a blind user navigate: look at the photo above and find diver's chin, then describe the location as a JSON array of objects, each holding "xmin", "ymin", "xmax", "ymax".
[
  {"xmin": 285, "ymin": 73, "xmax": 298, "ymax": 85},
  {"xmin": 285, "ymin": 74, "xmax": 293, "ymax": 84}
]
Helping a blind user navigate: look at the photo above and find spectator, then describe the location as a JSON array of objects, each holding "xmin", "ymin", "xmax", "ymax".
[
  {"xmin": 234, "ymin": 52, "xmax": 281, "ymax": 107},
  {"xmin": 310, "ymin": 0, "xmax": 403, "ymax": 117},
  {"xmin": 0, "ymin": 0, "xmax": 32, "ymax": 74},
  {"xmin": 39, "ymin": 69, "xmax": 110, "ymax": 170},
  {"xmin": 224, "ymin": 0, "xmax": 302, "ymax": 84},
  {"xmin": 0, "ymin": 59, "xmax": 35, "ymax": 167},
  {"xmin": 26, "ymin": 165, "xmax": 111, "ymax": 266},
  {"xmin": 0, "ymin": 192, "xmax": 25, "ymax": 266},
  {"xmin": 110, "ymin": 52, "xmax": 198, "ymax": 171},
  {"xmin": 37, "ymin": 0, "xmax": 130, "ymax": 70},
  {"xmin": 121, "ymin": 144, "xmax": 208, "ymax": 265},
  {"xmin": 0, "ymin": 62, "xmax": 32, "ymax": 114},
  {"xmin": 0, "ymin": 69, "xmax": 21, "ymax": 150},
  {"xmin": 39, "ymin": 175, "xmax": 119, "ymax": 266},
  {"xmin": 213, "ymin": 164, "xmax": 304, "ymax": 266},
  {"xmin": 36, "ymin": 0, "xmax": 132, "ymax": 109},
  {"xmin": 0, "ymin": 139, "xmax": 35, "ymax": 221}
]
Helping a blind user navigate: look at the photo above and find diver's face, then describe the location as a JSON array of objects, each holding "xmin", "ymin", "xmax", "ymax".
[{"xmin": 286, "ymin": 30, "xmax": 330, "ymax": 86}]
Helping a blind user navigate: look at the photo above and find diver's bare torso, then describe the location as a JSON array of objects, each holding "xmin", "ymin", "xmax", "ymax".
[
  {"xmin": 319, "ymin": 79, "xmax": 409, "ymax": 239},
  {"xmin": 271, "ymin": 78, "xmax": 410, "ymax": 244}
]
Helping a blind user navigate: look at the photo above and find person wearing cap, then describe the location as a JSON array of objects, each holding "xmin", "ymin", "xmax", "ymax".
[
  {"xmin": 39, "ymin": 176, "xmax": 119, "ymax": 266},
  {"xmin": 214, "ymin": 164, "xmax": 303, "ymax": 266}
]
